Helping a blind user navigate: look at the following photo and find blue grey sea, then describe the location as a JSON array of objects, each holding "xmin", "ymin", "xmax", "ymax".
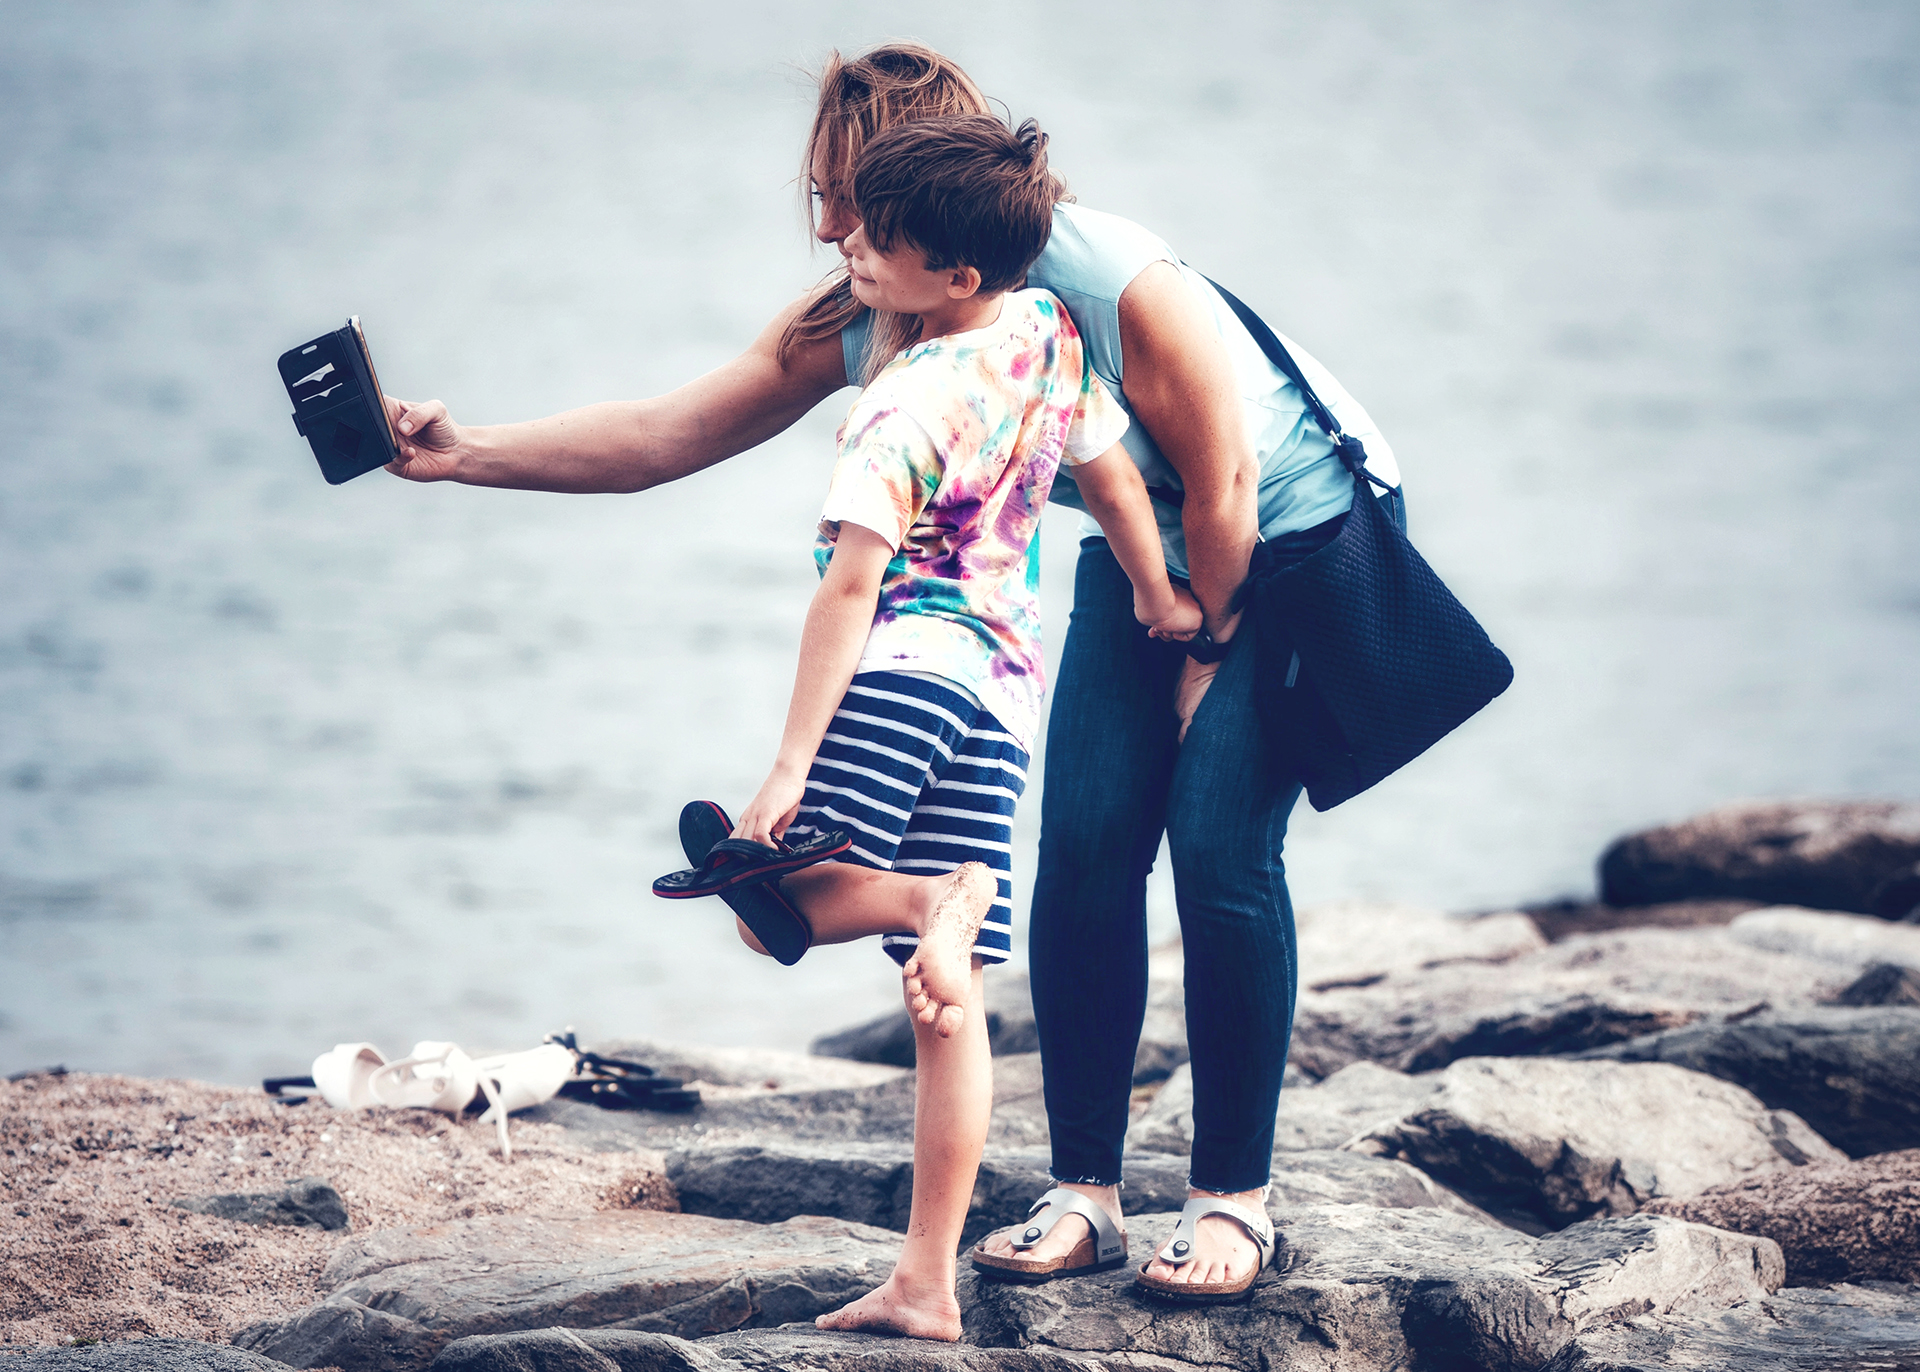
[{"xmin": 3, "ymin": 2, "xmax": 1916, "ymax": 1086}]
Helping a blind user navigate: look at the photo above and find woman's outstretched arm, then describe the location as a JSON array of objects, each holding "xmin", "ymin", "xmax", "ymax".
[{"xmin": 382, "ymin": 293, "xmax": 850, "ymax": 494}]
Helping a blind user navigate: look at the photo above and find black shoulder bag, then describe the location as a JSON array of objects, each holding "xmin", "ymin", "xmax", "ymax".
[{"xmin": 1206, "ymin": 279, "xmax": 1514, "ymax": 811}]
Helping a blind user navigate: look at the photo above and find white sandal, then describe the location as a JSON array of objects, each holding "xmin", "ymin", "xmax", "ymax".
[
  {"xmin": 469, "ymin": 1043, "xmax": 574, "ymax": 1161},
  {"xmin": 368, "ymin": 1041, "xmax": 480, "ymax": 1114},
  {"xmin": 310, "ymin": 1042, "xmax": 388, "ymax": 1110}
]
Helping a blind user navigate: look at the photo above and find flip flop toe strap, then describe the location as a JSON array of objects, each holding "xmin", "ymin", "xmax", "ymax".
[
  {"xmin": 1154, "ymin": 1196, "xmax": 1274, "ymax": 1269},
  {"xmin": 1011, "ymin": 1187, "xmax": 1126, "ymax": 1265}
]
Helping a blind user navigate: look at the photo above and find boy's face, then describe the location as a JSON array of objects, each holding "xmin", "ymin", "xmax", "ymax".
[{"xmin": 844, "ymin": 224, "xmax": 982, "ymax": 316}]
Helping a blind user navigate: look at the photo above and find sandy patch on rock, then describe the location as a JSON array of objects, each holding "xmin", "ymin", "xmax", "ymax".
[{"xmin": 0, "ymin": 1070, "xmax": 672, "ymax": 1351}]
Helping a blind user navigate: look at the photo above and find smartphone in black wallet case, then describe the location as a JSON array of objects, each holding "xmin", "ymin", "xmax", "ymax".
[{"xmin": 277, "ymin": 317, "xmax": 400, "ymax": 484}]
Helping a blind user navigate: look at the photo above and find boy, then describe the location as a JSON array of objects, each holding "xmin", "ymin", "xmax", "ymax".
[{"xmin": 667, "ymin": 115, "xmax": 1198, "ymax": 1340}]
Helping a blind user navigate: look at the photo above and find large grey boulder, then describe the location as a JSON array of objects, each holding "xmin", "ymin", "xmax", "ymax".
[
  {"xmin": 698, "ymin": 1328, "xmax": 1116, "ymax": 1369},
  {"xmin": 1132, "ymin": 1059, "xmax": 1447, "ymax": 1157},
  {"xmin": 232, "ymin": 1211, "xmax": 900, "ymax": 1372},
  {"xmin": 1578, "ymin": 1006, "xmax": 1920, "ymax": 1157},
  {"xmin": 1289, "ymin": 927, "xmax": 1848, "ymax": 1077},
  {"xmin": 170, "ymin": 1176, "xmax": 348, "ymax": 1231},
  {"xmin": 430, "ymin": 1328, "xmax": 728, "ymax": 1372},
  {"xmin": 1723, "ymin": 904, "xmax": 1920, "ymax": 970},
  {"xmin": 1295, "ymin": 900, "xmax": 1546, "ymax": 990},
  {"xmin": 962, "ymin": 1204, "xmax": 1780, "ymax": 1372},
  {"xmin": 1349, "ymin": 1057, "xmax": 1843, "ymax": 1230},
  {"xmin": 1597, "ymin": 799, "xmax": 1920, "ymax": 915},
  {"xmin": 1538, "ymin": 1282, "xmax": 1920, "ymax": 1371},
  {"xmin": 1644, "ymin": 1148, "xmax": 1920, "ymax": 1285},
  {"xmin": 0, "ymin": 1343, "xmax": 295, "ymax": 1372}
]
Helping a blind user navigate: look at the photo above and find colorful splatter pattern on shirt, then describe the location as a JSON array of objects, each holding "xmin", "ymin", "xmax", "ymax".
[{"xmin": 816, "ymin": 288, "xmax": 1129, "ymax": 746}]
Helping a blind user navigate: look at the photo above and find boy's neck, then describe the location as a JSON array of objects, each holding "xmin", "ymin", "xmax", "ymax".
[{"xmin": 914, "ymin": 290, "xmax": 1007, "ymax": 345}]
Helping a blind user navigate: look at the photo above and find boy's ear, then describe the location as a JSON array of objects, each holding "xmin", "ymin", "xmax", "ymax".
[{"xmin": 945, "ymin": 266, "xmax": 984, "ymax": 300}]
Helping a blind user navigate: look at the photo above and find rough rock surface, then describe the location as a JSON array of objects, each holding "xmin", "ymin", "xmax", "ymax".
[
  {"xmin": 1129, "ymin": 1059, "xmax": 1446, "ymax": 1158},
  {"xmin": 1579, "ymin": 1006, "xmax": 1920, "ymax": 1157},
  {"xmin": 1350, "ymin": 1057, "xmax": 1843, "ymax": 1230},
  {"xmin": 1643, "ymin": 1148, "xmax": 1920, "ymax": 1285},
  {"xmin": 169, "ymin": 1176, "xmax": 349, "ymax": 1231},
  {"xmin": 0, "ymin": 1342, "xmax": 297, "ymax": 1372},
  {"xmin": 432, "ymin": 1326, "xmax": 1119, "ymax": 1372},
  {"xmin": 1597, "ymin": 799, "xmax": 1920, "ymax": 914},
  {"xmin": 1724, "ymin": 904, "xmax": 1920, "ymax": 970},
  {"xmin": 1538, "ymin": 1281, "xmax": 1920, "ymax": 1371},
  {"xmin": 698, "ymin": 1328, "xmax": 1120, "ymax": 1370},
  {"xmin": 1295, "ymin": 901, "xmax": 1546, "ymax": 990},
  {"xmin": 1520, "ymin": 898, "xmax": 1761, "ymax": 943},
  {"xmin": 666, "ymin": 1139, "xmax": 1489, "ymax": 1246},
  {"xmin": 961, "ymin": 1205, "xmax": 1780, "ymax": 1372},
  {"xmin": 1289, "ymin": 927, "xmax": 1848, "ymax": 1077},
  {"xmin": 1833, "ymin": 960, "xmax": 1920, "ymax": 1006},
  {"xmin": 232, "ymin": 1210, "xmax": 901, "ymax": 1372},
  {"xmin": 430, "ymin": 1328, "xmax": 731, "ymax": 1372}
]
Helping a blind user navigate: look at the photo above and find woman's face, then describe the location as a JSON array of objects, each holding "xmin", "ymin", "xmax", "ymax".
[{"xmin": 810, "ymin": 145, "xmax": 859, "ymax": 255}]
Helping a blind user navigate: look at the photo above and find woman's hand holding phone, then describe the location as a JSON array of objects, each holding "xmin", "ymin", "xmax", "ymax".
[{"xmin": 383, "ymin": 396, "xmax": 466, "ymax": 482}]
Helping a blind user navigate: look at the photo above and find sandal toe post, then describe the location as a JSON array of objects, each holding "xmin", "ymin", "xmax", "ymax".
[
  {"xmin": 971, "ymin": 1188, "xmax": 1128, "ymax": 1285},
  {"xmin": 1134, "ymin": 1196, "xmax": 1276, "ymax": 1305}
]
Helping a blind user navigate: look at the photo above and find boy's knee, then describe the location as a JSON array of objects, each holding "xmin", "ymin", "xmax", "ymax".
[{"xmin": 735, "ymin": 917, "xmax": 771, "ymax": 957}]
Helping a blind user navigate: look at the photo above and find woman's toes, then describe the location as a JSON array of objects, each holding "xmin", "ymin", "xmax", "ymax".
[{"xmin": 934, "ymin": 1002, "xmax": 965, "ymax": 1037}]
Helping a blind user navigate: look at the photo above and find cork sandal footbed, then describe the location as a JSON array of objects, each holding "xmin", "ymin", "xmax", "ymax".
[{"xmin": 971, "ymin": 1231, "xmax": 1128, "ymax": 1285}]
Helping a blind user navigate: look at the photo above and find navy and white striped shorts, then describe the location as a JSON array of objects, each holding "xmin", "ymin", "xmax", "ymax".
[{"xmin": 785, "ymin": 671, "xmax": 1029, "ymax": 968}]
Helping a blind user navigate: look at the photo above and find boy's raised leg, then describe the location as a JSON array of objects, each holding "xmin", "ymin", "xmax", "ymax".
[
  {"xmin": 773, "ymin": 860, "xmax": 996, "ymax": 1036},
  {"xmin": 816, "ymin": 961, "xmax": 991, "ymax": 1341}
]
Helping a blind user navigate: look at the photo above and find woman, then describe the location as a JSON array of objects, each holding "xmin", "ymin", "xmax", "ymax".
[{"xmin": 385, "ymin": 42, "xmax": 1399, "ymax": 1312}]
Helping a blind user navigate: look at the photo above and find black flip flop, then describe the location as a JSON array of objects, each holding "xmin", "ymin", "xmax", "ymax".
[
  {"xmin": 671, "ymin": 800, "xmax": 815, "ymax": 966},
  {"xmin": 652, "ymin": 827, "xmax": 851, "ymax": 899}
]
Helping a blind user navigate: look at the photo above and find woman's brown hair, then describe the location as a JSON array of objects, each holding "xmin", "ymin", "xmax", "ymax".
[{"xmin": 776, "ymin": 42, "xmax": 1067, "ymax": 377}]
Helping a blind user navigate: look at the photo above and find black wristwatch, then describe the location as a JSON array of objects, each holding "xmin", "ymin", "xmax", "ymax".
[{"xmin": 1184, "ymin": 629, "xmax": 1233, "ymax": 665}]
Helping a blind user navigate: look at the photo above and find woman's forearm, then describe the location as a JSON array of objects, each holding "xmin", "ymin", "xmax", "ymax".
[
  {"xmin": 392, "ymin": 295, "xmax": 849, "ymax": 494},
  {"xmin": 1179, "ymin": 471, "xmax": 1258, "ymax": 639}
]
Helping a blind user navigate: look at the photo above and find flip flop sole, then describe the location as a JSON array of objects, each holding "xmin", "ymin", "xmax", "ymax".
[
  {"xmin": 651, "ymin": 832, "xmax": 852, "ymax": 899},
  {"xmin": 677, "ymin": 801, "xmax": 813, "ymax": 966}
]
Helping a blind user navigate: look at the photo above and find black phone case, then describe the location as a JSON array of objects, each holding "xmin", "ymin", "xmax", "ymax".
[{"xmin": 277, "ymin": 318, "xmax": 399, "ymax": 484}]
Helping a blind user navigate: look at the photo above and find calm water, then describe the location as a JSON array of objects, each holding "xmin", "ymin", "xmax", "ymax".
[{"xmin": 3, "ymin": 2, "xmax": 1917, "ymax": 1086}]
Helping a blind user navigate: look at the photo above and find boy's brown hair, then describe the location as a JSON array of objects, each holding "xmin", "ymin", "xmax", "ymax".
[
  {"xmin": 778, "ymin": 43, "xmax": 1068, "ymax": 370},
  {"xmin": 854, "ymin": 116, "xmax": 1056, "ymax": 295}
]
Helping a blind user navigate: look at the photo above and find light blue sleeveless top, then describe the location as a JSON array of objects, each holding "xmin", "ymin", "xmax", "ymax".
[{"xmin": 841, "ymin": 203, "xmax": 1400, "ymax": 580}]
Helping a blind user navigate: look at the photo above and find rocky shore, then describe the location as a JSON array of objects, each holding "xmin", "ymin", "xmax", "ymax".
[{"xmin": 5, "ymin": 799, "xmax": 1919, "ymax": 1371}]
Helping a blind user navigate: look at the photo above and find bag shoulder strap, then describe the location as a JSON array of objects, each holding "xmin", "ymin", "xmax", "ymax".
[{"xmin": 1202, "ymin": 275, "xmax": 1398, "ymax": 496}]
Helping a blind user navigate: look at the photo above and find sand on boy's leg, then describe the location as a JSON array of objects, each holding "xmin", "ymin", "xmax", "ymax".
[
  {"xmin": 816, "ymin": 959, "xmax": 992, "ymax": 1341},
  {"xmin": 776, "ymin": 859, "xmax": 996, "ymax": 1035}
]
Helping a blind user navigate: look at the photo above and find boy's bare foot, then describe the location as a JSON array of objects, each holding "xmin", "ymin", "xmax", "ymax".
[
  {"xmin": 902, "ymin": 862, "xmax": 992, "ymax": 1037},
  {"xmin": 973, "ymin": 1182, "xmax": 1125, "ymax": 1268},
  {"xmin": 814, "ymin": 1271, "xmax": 962, "ymax": 1341}
]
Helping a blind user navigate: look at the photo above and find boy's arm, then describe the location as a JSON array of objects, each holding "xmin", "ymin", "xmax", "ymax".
[
  {"xmin": 733, "ymin": 522, "xmax": 895, "ymax": 847},
  {"xmin": 1070, "ymin": 443, "xmax": 1203, "ymax": 641}
]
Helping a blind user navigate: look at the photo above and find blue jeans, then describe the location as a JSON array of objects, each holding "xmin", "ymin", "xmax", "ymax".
[{"xmin": 1031, "ymin": 537, "xmax": 1304, "ymax": 1194}]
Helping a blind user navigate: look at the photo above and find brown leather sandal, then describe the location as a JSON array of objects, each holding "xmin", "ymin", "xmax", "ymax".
[
  {"xmin": 1133, "ymin": 1196, "xmax": 1275, "ymax": 1305},
  {"xmin": 971, "ymin": 1187, "xmax": 1129, "ymax": 1284}
]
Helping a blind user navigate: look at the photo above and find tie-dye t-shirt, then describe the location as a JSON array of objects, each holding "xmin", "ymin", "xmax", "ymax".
[{"xmin": 816, "ymin": 288, "xmax": 1129, "ymax": 747}]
